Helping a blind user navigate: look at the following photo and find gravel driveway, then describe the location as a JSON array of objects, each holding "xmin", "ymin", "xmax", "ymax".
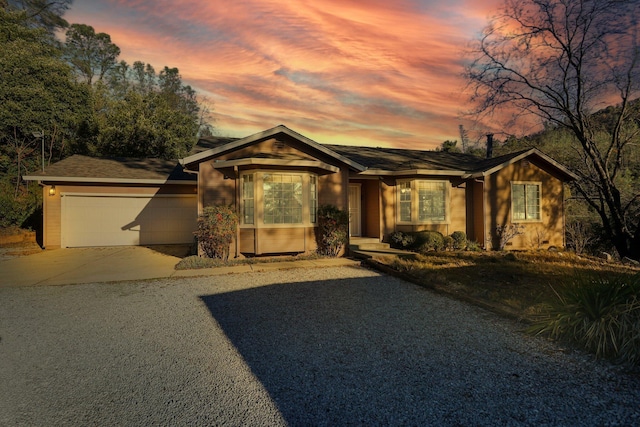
[{"xmin": 1, "ymin": 265, "xmax": 639, "ymax": 426}]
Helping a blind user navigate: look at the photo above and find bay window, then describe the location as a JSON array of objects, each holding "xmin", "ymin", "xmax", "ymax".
[{"xmin": 241, "ymin": 172, "xmax": 318, "ymax": 226}]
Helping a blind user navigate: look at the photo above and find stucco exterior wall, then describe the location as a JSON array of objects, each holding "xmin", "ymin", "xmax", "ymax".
[
  {"xmin": 380, "ymin": 178, "xmax": 396, "ymax": 240},
  {"xmin": 471, "ymin": 180, "xmax": 485, "ymax": 247},
  {"xmin": 484, "ymin": 159, "xmax": 565, "ymax": 250}
]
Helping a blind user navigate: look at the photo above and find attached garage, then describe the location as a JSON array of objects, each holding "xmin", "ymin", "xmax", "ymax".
[
  {"xmin": 24, "ymin": 155, "xmax": 198, "ymax": 249},
  {"xmin": 61, "ymin": 194, "xmax": 196, "ymax": 247}
]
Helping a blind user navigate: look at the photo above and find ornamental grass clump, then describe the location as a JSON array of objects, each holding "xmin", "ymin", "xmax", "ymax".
[
  {"xmin": 194, "ymin": 205, "xmax": 238, "ymax": 261},
  {"xmin": 315, "ymin": 204, "xmax": 348, "ymax": 257},
  {"xmin": 529, "ymin": 273, "xmax": 640, "ymax": 365}
]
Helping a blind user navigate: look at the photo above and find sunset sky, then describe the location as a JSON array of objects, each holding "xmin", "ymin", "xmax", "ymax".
[{"xmin": 64, "ymin": 0, "xmax": 503, "ymax": 149}]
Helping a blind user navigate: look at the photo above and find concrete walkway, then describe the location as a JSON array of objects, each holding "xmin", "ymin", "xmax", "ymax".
[{"xmin": 0, "ymin": 246, "xmax": 360, "ymax": 287}]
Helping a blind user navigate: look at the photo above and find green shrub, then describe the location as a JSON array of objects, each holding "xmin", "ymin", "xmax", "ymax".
[
  {"xmin": 529, "ymin": 273, "xmax": 640, "ymax": 365},
  {"xmin": 389, "ymin": 231, "xmax": 415, "ymax": 249},
  {"xmin": 194, "ymin": 205, "xmax": 238, "ymax": 260},
  {"xmin": 451, "ymin": 231, "xmax": 467, "ymax": 250},
  {"xmin": 0, "ymin": 181, "xmax": 39, "ymax": 228},
  {"xmin": 315, "ymin": 204, "xmax": 348, "ymax": 257},
  {"xmin": 466, "ymin": 240, "xmax": 482, "ymax": 251},
  {"xmin": 443, "ymin": 235, "xmax": 454, "ymax": 251},
  {"xmin": 414, "ymin": 230, "xmax": 445, "ymax": 252}
]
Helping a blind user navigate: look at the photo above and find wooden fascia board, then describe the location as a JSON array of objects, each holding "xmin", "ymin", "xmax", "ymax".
[
  {"xmin": 359, "ymin": 169, "xmax": 467, "ymax": 177},
  {"xmin": 22, "ymin": 175, "xmax": 196, "ymax": 185},
  {"xmin": 211, "ymin": 158, "xmax": 340, "ymax": 173},
  {"xmin": 468, "ymin": 149, "xmax": 579, "ymax": 181}
]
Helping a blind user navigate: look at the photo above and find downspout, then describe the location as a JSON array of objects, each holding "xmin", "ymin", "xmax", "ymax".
[
  {"xmin": 40, "ymin": 181, "xmax": 47, "ymax": 249},
  {"xmin": 234, "ymin": 165, "xmax": 240, "ymax": 259},
  {"xmin": 562, "ymin": 183, "xmax": 566, "ymax": 249},
  {"xmin": 476, "ymin": 178, "xmax": 486, "ymax": 250}
]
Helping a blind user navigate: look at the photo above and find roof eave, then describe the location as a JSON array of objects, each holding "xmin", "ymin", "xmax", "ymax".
[
  {"xmin": 22, "ymin": 176, "xmax": 196, "ymax": 185},
  {"xmin": 359, "ymin": 169, "xmax": 467, "ymax": 177},
  {"xmin": 212, "ymin": 158, "xmax": 340, "ymax": 173}
]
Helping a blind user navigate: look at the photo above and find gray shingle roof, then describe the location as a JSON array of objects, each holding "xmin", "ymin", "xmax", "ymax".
[
  {"xmin": 189, "ymin": 136, "xmax": 241, "ymax": 155},
  {"xmin": 324, "ymin": 144, "xmax": 502, "ymax": 172},
  {"xmin": 25, "ymin": 132, "xmax": 574, "ymax": 183},
  {"xmin": 25, "ymin": 155, "xmax": 195, "ymax": 182}
]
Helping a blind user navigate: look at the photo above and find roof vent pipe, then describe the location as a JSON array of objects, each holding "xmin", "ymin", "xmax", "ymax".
[{"xmin": 486, "ymin": 134, "xmax": 494, "ymax": 159}]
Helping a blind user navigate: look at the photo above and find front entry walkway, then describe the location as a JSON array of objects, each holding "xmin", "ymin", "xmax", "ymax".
[{"xmin": 349, "ymin": 237, "xmax": 418, "ymax": 260}]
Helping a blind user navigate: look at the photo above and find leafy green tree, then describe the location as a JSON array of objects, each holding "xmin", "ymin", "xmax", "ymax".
[
  {"xmin": 64, "ymin": 23, "xmax": 120, "ymax": 84},
  {"xmin": 3, "ymin": 0, "xmax": 72, "ymax": 33},
  {"xmin": 88, "ymin": 59, "xmax": 209, "ymax": 158},
  {"xmin": 436, "ymin": 140, "xmax": 461, "ymax": 153},
  {"xmin": 0, "ymin": 8, "xmax": 89, "ymax": 226},
  {"xmin": 467, "ymin": 0, "xmax": 640, "ymax": 260},
  {"xmin": 95, "ymin": 90, "xmax": 199, "ymax": 159}
]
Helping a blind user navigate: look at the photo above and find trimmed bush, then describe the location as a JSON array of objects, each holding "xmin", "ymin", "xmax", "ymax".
[
  {"xmin": 466, "ymin": 240, "xmax": 482, "ymax": 252},
  {"xmin": 451, "ymin": 231, "xmax": 467, "ymax": 250},
  {"xmin": 315, "ymin": 204, "xmax": 348, "ymax": 257},
  {"xmin": 194, "ymin": 205, "xmax": 238, "ymax": 260},
  {"xmin": 443, "ymin": 235, "xmax": 454, "ymax": 251},
  {"xmin": 529, "ymin": 273, "xmax": 640, "ymax": 365},
  {"xmin": 389, "ymin": 231, "xmax": 415, "ymax": 249},
  {"xmin": 414, "ymin": 230, "xmax": 445, "ymax": 253}
]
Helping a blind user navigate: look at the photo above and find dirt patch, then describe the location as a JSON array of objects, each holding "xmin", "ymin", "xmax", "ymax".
[{"xmin": 0, "ymin": 228, "xmax": 36, "ymax": 246}]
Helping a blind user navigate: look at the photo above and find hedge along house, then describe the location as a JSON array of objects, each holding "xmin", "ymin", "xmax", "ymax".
[
  {"xmin": 181, "ymin": 125, "xmax": 578, "ymax": 256},
  {"xmin": 25, "ymin": 124, "xmax": 577, "ymax": 252}
]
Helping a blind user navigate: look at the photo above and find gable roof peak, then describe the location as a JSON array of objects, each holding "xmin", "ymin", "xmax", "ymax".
[{"xmin": 180, "ymin": 125, "xmax": 366, "ymax": 171}]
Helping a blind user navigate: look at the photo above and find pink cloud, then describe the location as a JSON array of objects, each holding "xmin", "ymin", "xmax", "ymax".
[{"xmin": 65, "ymin": 0, "xmax": 503, "ymax": 148}]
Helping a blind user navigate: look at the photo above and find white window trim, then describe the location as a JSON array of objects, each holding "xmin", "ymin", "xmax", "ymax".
[
  {"xmin": 511, "ymin": 181, "xmax": 542, "ymax": 223},
  {"xmin": 396, "ymin": 179, "xmax": 449, "ymax": 224},
  {"xmin": 240, "ymin": 170, "xmax": 318, "ymax": 229}
]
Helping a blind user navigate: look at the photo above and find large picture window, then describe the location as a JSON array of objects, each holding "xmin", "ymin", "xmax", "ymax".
[
  {"xmin": 398, "ymin": 179, "xmax": 448, "ymax": 223},
  {"xmin": 241, "ymin": 172, "xmax": 318, "ymax": 226},
  {"xmin": 417, "ymin": 181, "xmax": 446, "ymax": 221},
  {"xmin": 512, "ymin": 182, "xmax": 541, "ymax": 221},
  {"xmin": 263, "ymin": 174, "xmax": 303, "ymax": 224}
]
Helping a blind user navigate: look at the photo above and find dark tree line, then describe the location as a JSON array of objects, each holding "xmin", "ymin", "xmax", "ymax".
[{"xmin": 0, "ymin": 1, "xmax": 212, "ymax": 227}]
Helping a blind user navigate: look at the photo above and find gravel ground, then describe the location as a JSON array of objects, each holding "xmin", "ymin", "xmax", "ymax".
[{"xmin": 1, "ymin": 265, "xmax": 639, "ymax": 426}]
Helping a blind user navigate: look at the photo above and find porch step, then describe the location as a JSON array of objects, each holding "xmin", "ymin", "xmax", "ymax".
[
  {"xmin": 348, "ymin": 238, "xmax": 390, "ymax": 251},
  {"xmin": 348, "ymin": 237, "xmax": 418, "ymax": 260}
]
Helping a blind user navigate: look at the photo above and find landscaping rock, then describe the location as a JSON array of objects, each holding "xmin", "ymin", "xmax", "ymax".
[{"xmin": 600, "ymin": 252, "xmax": 613, "ymax": 262}]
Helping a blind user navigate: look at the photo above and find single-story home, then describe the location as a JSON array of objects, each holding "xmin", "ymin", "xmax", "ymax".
[{"xmin": 25, "ymin": 125, "xmax": 578, "ymax": 253}]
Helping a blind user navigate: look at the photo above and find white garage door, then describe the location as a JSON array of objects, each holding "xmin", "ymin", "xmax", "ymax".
[{"xmin": 62, "ymin": 194, "xmax": 197, "ymax": 247}]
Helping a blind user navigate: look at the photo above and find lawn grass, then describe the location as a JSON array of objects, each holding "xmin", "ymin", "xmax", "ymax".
[{"xmin": 376, "ymin": 250, "xmax": 640, "ymax": 320}]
